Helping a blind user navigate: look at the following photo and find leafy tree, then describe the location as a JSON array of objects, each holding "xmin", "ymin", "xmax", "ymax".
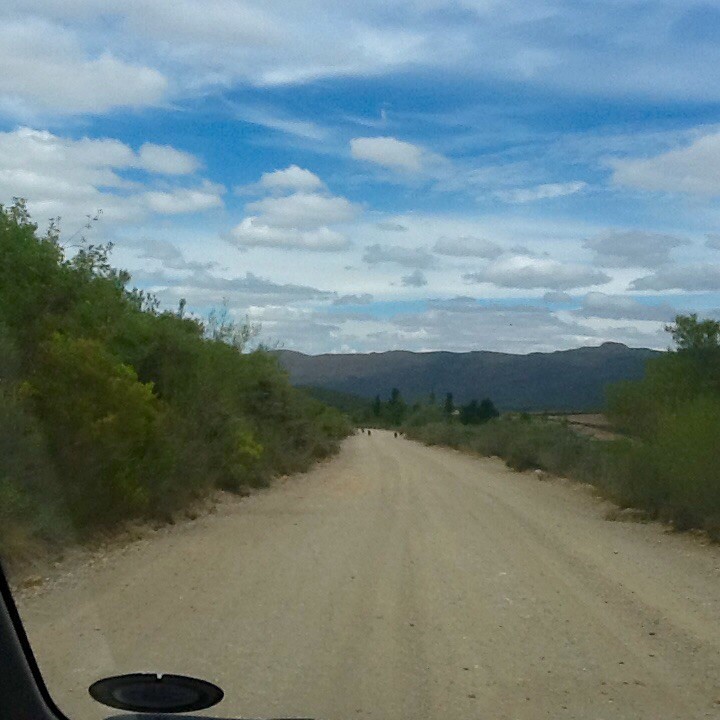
[
  {"xmin": 666, "ymin": 313, "xmax": 720, "ymax": 351},
  {"xmin": 459, "ymin": 398, "xmax": 499, "ymax": 425},
  {"xmin": 608, "ymin": 314, "xmax": 720, "ymax": 437},
  {"xmin": 479, "ymin": 398, "xmax": 500, "ymax": 421}
]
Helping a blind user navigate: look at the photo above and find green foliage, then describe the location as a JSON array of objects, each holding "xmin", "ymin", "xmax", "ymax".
[
  {"xmin": 24, "ymin": 333, "xmax": 168, "ymax": 525},
  {"xmin": 459, "ymin": 398, "xmax": 499, "ymax": 425},
  {"xmin": 0, "ymin": 200, "xmax": 351, "ymax": 559},
  {"xmin": 666, "ymin": 313, "xmax": 720, "ymax": 351}
]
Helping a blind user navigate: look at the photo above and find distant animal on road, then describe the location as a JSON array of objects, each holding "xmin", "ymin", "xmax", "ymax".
[
  {"xmin": 394, "ymin": 432, "xmax": 398, "ymax": 438},
  {"xmin": 368, "ymin": 430, "xmax": 372, "ymax": 436}
]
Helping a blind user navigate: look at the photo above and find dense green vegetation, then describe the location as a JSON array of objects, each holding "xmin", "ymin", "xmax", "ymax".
[
  {"xmin": 407, "ymin": 315, "xmax": 720, "ymax": 540},
  {"xmin": 0, "ymin": 200, "xmax": 350, "ymax": 561}
]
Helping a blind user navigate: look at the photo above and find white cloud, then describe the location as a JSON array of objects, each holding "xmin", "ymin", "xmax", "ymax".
[
  {"xmin": 229, "ymin": 218, "xmax": 350, "ymax": 251},
  {"xmin": 576, "ymin": 292, "xmax": 675, "ymax": 321},
  {"xmin": 363, "ymin": 243, "xmax": 436, "ymax": 269},
  {"xmin": 611, "ymin": 130, "xmax": 720, "ymax": 196},
  {"xmin": 583, "ymin": 230, "xmax": 689, "ymax": 269},
  {"xmin": 351, "ymin": 136, "xmax": 424, "ymax": 171},
  {"xmin": 129, "ymin": 238, "xmax": 216, "ymax": 271},
  {"xmin": 7, "ymin": 0, "xmax": 720, "ymax": 123},
  {"xmin": 143, "ymin": 181, "xmax": 225, "ymax": 214},
  {"xmin": 433, "ymin": 236, "xmax": 503, "ymax": 259},
  {"xmin": 258, "ymin": 165, "xmax": 325, "ymax": 193},
  {"xmin": 0, "ymin": 127, "xmax": 217, "ymax": 227},
  {"xmin": 629, "ymin": 264, "xmax": 720, "ymax": 291},
  {"xmin": 0, "ymin": 18, "xmax": 166, "ymax": 114},
  {"xmin": 229, "ymin": 167, "xmax": 357, "ymax": 251},
  {"xmin": 401, "ymin": 269, "xmax": 428, "ymax": 287},
  {"xmin": 464, "ymin": 255, "xmax": 611, "ymax": 290},
  {"xmin": 495, "ymin": 181, "xmax": 587, "ymax": 204},
  {"xmin": 133, "ymin": 268, "xmax": 333, "ymax": 308},
  {"xmin": 138, "ymin": 144, "xmax": 200, "ymax": 175},
  {"xmin": 246, "ymin": 192, "xmax": 359, "ymax": 229}
]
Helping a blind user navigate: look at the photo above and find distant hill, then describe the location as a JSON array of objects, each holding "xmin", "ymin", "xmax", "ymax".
[{"xmin": 276, "ymin": 343, "xmax": 661, "ymax": 412}]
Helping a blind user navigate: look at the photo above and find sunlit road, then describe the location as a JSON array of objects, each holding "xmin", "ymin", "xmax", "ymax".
[{"xmin": 17, "ymin": 430, "xmax": 720, "ymax": 719}]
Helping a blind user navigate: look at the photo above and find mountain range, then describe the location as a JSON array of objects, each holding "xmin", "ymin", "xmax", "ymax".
[{"xmin": 276, "ymin": 342, "xmax": 661, "ymax": 412}]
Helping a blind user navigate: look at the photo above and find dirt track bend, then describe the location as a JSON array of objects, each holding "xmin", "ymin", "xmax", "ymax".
[{"xmin": 16, "ymin": 430, "xmax": 720, "ymax": 720}]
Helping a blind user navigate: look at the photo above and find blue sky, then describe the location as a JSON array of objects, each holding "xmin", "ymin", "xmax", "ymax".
[{"xmin": 3, "ymin": 0, "xmax": 720, "ymax": 353}]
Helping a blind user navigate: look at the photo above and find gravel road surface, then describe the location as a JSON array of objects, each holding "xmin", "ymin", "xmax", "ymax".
[{"xmin": 16, "ymin": 430, "xmax": 720, "ymax": 719}]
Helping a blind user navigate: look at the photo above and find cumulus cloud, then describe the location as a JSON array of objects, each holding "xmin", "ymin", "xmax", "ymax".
[
  {"xmin": 246, "ymin": 192, "xmax": 358, "ymax": 228},
  {"xmin": 629, "ymin": 264, "xmax": 720, "ymax": 291},
  {"xmin": 583, "ymin": 230, "xmax": 688, "ymax": 269},
  {"xmin": 433, "ymin": 236, "xmax": 503, "ymax": 259},
  {"xmin": 495, "ymin": 181, "xmax": 587, "ymax": 204},
  {"xmin": 138, "ymin": 144, "xmax": 200, "ymax": 175},
  {"xmin": 401, "ymin": 269, "xmax": 428, "ymax": 287},
  {"xmin": 576, "ymin": 292, "xmax": 675, "ymax": 321},
  {"xmin": 257, "ymin": 165, "xmax": 325, "ymax": 193},
  {"xmin": 362, "ymin": 243, "xmax": 436, "ymax": 269},
  {"xmin": 143, "ymin": 181, "xmax": 225, "ymax": 214},
  {"xmin": 464, "ymin": 255, "xmax": 610, "ymax": 290},
  {"xmin": 0, "ymin": 18, "xmax": 167, "ymax": 114},
  {"xmin": 350, "ymin": 136, "xmax": 424, "ymax": 171},
  {"xmin": 230, "ymin": 167, "xmax": 357, "ymax": 251},
  {"xmin": 229, "ymin": 218, "xmax": 350, "ymax": 251},
  {"xmin": 610, "ymin": 130, "xmax": 720, "ymax": 195},
  {"xmin": 0, "ymin": 127, "xmax": 215, "ymax": 226}
]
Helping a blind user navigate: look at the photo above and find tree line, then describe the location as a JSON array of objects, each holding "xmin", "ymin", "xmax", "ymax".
[{"xmin": 357, "ymin": 388, "xmax": 499, "ymax": 428}]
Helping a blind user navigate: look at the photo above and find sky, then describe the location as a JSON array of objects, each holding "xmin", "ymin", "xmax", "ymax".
[{"xmin": 3, "ymin": 1, "xmax": 720, "ymax": 354}]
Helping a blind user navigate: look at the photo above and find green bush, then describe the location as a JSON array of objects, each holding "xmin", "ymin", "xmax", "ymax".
[
  {"xmin": 0, "ymin": 200, "xmax": 351, "ymax": 560},
  {"xmin": 406, "ymin": 407, "xmax": 720, "ymax": 540}
]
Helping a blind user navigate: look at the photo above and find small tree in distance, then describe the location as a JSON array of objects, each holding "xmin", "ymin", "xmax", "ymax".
[{"xmin": 459, "ymin": 398, "xmax": 499, "ymax": 425}]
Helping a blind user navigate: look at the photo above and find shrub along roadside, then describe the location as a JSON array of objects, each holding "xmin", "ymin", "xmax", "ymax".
[
  {"xmin": 0, "ymin": 200, "xmax": 351, "ymax": 567},
  {"xmin": 405, "ymin": 414, "xmax": 720, "ymax": 542}
]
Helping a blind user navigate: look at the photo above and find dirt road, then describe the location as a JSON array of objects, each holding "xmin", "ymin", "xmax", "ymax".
[{"xmin": 16, "ymin": 431, "xmax": 720, "ymax": 719}]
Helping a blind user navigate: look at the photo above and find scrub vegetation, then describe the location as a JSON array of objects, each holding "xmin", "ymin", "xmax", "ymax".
[
  {"xmin": 0, "ymin": 200, "xmax": 350, "ymax": 562},
  {"xmin": 406, "ymin": 315, "xmax": 720, "ymax": 540}
]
